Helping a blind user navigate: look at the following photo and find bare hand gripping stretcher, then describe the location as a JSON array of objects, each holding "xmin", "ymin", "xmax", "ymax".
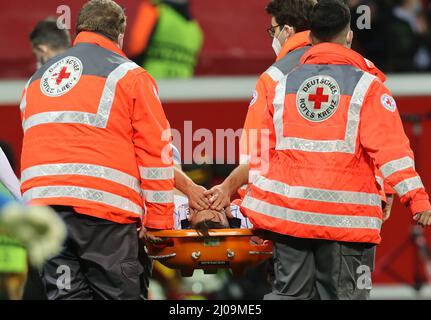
[{"xmin": 146, "ymin": 229, "xmax": 273, "ymax": 277}]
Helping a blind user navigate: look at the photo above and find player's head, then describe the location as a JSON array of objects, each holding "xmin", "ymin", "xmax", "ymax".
[
  {"xmin": 266, "ymin": 0, "xmax": 317, "ymax": 55},
  {"xmin": 189, "ymin": 209, "xmax": 229, "ymax": 237},
  {"xmin": 29, "ymin": 18, "xmax": 71, "ymax": 69},
  {"xmin": 77, "ymin": 0, "xmax": 127, "ymax": 49},
  {"xmin": 309, "ymin": 0, "xmax": 353, "ymax": 47}
]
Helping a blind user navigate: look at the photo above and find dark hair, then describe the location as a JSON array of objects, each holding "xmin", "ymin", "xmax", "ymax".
[
  {"xmin": 77, "ymin": 0, "xmax": 126, "ymax": 41},
  {"xmin": 195, "ymin": 219, "xmax": 225, "ymax": 238},
  {"xmin": 310, "ymin": 0, "xmax": 351, "ymax": 42},
  {"xmin": 266, "ymin": 0, "xmax": 317, "ymax": 32},
  {"xmin": 29, "ymin": 18, "xmax": 71, "ymax": 50}
]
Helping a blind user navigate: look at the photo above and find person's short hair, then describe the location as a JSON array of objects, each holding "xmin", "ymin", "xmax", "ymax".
[
  {"xmin": 266, "ymin": 0, "xmax": 317, "ymax": 32},
  {"xmin": 310, "ymin": 0, "xmax": 351, "ymax": 42},
  {"xmin": 29, "ymin": 18, "xmax": 71, "ymax": 50},
  {"xmin": 76, "ymin": 0, "xmax": 126, "ymax": 41},
  {"xmin": 195, "ymin": 219, "xmax": 225, "ymax": 238}
]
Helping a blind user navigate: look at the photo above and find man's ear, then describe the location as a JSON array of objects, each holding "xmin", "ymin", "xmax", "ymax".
[
  {"xmin": 309, "ymin": 32, "xmax": 314, "ymax": 45},
  {"xmin": 35, "ymin": 44, "xmax": 49, "ymax": 54},
  {"xmin": 187, "ymin": 208, "xmax": 194, "ymax": 220},
  {"xmin": 346, "ymin": 30, "xmax": 354, "ymax": 48},
  {"xmin": 309, "ymin": 33, "xmax": 319, "ymax": 45},
  {"xmin": 118, "ymin": 33, "xmax": 125, "ymax": 49},
  {"xmin": 283, "ymin": 25, "xmax": 295, "ymax": 40}
]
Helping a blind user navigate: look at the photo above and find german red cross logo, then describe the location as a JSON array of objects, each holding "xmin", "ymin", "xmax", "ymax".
[
  {"xmin": 53, "ymin": 67, "xmax": 71, "ymax": 85},
  {"xmin": 308, "ymin": 87, "xmax": 329, "ymax": 110},
  {"xmin": 40, "ymin": 56, "xmax": 83, "ymax": 97},
  {"xmin": 296, "ymin": 75, "xmax": 341, "ymax": 122},
  {"xmin": 381, "ymin": 93, "xmax": 396, "ymax": 112}
]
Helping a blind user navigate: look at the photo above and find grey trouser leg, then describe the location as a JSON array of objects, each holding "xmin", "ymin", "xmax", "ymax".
[
  {"xmin": 314, "ymin": 240, "xmax": 375, "ymax": 300},
  {"xmin": 41, "ymin": 206, "xmax": 143, "ymax": 300},
  {"xmin": 138, "ymin": 239, "xmax": 153, "ymax": 300},
  {"xmin": 264, "ymin": 233, "xmax": 375, "ymax": 300},
  {"xmin": 264, "ymin": 234, "xmax": 317, "ymax": 300}
]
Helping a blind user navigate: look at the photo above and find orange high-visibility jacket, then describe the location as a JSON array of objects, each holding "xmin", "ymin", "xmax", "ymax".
[
  {"xmin": 241, "ymin": 43, "xmax": 431, "ymax": 244},
  {"xmin": 20, "ymin": 32, "xmax": 174, "ymax": 229},
  {"xmin": 238, "ymin": 32, "xmax": 311, "ymax": 198},
  {"xmin": 238, "ymin": 32, "xmax": 390, "ymax": 199}
]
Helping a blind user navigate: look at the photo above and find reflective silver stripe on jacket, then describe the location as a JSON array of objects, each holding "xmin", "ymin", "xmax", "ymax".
[
  {"xmin": 21, "ymin": 163, "xmax": 141, "ymax": 194},
  {"xmin": 253, "ymin": 175, "xmax": 381, "ymax": 207},
  {"xmin": 24, "ymin": 111, "xmax": 97, "ymax": 131},
  {"xmin": 23, "ymin": 62, "xmax": 139, "ymax": 131},
  {"xmin": 20, "ymin": 78, "xmax": 31, "ymax": 114},
  {"xmin": 380, "ymin": 157, "xmax": 415, "ymax": 179},
  {"xmin": 139, "ymin": 166, "xmax": 174, "ymax": 180},
  {"xmin": 242, "ymin": 195, "xmax": 382, "ymax": 231},
  {"xmin": 375, "ymin": 175, "xmax": 384, "ymax": 190},
  {"xmin": 394, "ymin": 176, "xmax": 424, "ymax": 197},
  {"xmin": 273, "ymin": 72, "xmax": 376, "ymax": 153},
  {"xmin": 265, "ymin": 66, "xmax": 284, "ymax": 82},
  {"xmin": 142, "ymin": 190, "xmax": 174, "ymax": 204},
  {"xmin": 23, "ymin": 185, "xmax": 142, "ymax": 215},
  {"xmin": 249, "ymin": 170, "xmax": 260, "ymax": 184}
]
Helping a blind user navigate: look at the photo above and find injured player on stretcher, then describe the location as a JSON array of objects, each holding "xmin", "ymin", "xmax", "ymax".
[
  {"xmin": 173, "ymin": 195, "xmax": 253, "ymax": 236},
  {"xmin": 169, "ymin": 144, "xmax": 253, "ymax": 236}
]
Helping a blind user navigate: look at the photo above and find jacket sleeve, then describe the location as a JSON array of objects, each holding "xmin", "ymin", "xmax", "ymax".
[
  {"xmin": 239, "ymin": 74, "xmax": 275, "ymax": 184},
  {"xmin": 131, "ymin": 71, "xmax": 174, "ymax": 229},
  {"xmin": 239, "ymin": 75, "xmax": 266, "ymax": 164},
  {"xmin": 360, "ymin": 80, "xmax": 431, "ymax": 215},
  {"xmin": 19, "ymin": 79, "xmax": 31, "ymax": 125}
]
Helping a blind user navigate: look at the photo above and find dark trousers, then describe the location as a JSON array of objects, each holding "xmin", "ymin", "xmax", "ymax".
[
  {"xmin": 23, "ymin": 266, "xmax": 47, "ymax": 300},
  {"xmin": 41, "ymin": 206, "xmax": 143, "ymax": 300},
  {"xmin": 264, "ymin": 233, "xmax": 375, "ymax": 300}
]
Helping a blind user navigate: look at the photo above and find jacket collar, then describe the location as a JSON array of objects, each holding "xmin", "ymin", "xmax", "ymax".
[
  {"xmin": 73, "ymin": 31, "xmax": 127, "ymax": 58},
  {"xmin": 276, "ymin": 30, "xmax": 311, "ymax": 62},
  {"xmin": 300, "ymin": 42, "xmax": 386, "ymax": 82}
]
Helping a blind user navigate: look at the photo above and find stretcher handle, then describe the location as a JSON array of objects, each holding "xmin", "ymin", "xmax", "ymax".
[
  {"xmin": 249, "ymin": 251, "xmax": 273, "ymax": 255},
  {"xmin": 147, "ymin": 229, "xmax": 265, "ymax": 238}
]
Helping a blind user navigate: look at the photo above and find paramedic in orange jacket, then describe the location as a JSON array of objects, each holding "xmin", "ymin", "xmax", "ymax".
[
  {"xmin": 205, "ymin": 0, "xmax": 317, "ymax": 208},
  {"xmin": 20, "ymin": 0, "xmax": 174, "ymax": 300},
  {"xmin": 206, "ymin": 0, "xmax": 393, "ymax": 220},
  {"xmin": 241, "ymin": 0, "xmax": 431, "ymax": 300}
]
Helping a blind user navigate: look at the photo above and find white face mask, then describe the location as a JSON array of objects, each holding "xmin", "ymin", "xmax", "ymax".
[{"xmin": 272, "ymin": 25, "xmax": 290, "ymax": 56}]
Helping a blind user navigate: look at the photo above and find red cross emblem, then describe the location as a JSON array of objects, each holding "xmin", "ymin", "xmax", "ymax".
[
  {"xmin": 385, "ymin": 96, "xmax": 394, "ymax": 108},
  {"xmin": 52, "ymin": 67, "xmax": 71, "ymax": 85},
  {"xmin": 308, "ymin": 87, "xmax": 329, "ymax": 110}
]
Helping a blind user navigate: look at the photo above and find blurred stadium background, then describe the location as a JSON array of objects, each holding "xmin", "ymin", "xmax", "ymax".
[{"xmin": 1, "ymin": 0, "xmax": 431, "ymax": 299}]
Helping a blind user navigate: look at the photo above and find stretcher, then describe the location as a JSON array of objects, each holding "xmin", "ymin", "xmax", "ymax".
[{"xmin": 146, "ymin": 229, "xmax": 273, "ymax": 277}]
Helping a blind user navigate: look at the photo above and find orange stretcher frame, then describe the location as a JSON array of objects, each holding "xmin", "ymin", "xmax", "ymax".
[{"xmin": 146, "ymin": 229, "xmax": 273, "ymax": 277}]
